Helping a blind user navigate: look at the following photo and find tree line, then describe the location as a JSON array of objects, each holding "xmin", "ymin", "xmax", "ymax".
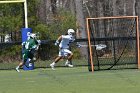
[{"xmin": 0, "ymin": 0, "xmax": 140, "ymax": 62}]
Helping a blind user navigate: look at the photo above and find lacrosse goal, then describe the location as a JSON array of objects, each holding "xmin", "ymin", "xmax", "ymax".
[{"xmin": 86, "ymin": 16, "xmax": 140, "ymax": 72}]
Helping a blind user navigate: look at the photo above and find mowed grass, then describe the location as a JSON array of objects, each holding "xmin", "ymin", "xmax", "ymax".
[{"xmin": 0, "ymin": 67, "xmax": 140, "ymax": 93}]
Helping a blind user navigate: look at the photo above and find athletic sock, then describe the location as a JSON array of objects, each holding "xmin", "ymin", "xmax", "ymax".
[
  {"xmin": 16, "ymin": 66, "xmax": 19, "ymax": 69},
  {"xmin": 51, "ymin": 62, "xmax": 55, "ymax": 65},
  {"xmin": 65, "ymin": 60, "xmax": 69, "ymax": 64}
]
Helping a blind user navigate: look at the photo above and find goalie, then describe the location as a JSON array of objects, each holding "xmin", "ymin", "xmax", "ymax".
[
  {"xmin": 16, "ymin": 33, "xmax": 41, "ymax": 72},
  {"xmin": 50, "ymin": 29, "xmax": 75, "ymax": 70}
]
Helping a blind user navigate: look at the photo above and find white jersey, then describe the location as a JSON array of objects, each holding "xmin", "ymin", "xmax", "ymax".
[{"xmin": 59, "ymin": 35, "xmax": 75, "ymax": 49}]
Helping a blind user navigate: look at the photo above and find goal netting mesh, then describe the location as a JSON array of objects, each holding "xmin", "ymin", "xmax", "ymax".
[{"xmin": 86, "ymin": 16, "xmax": 139, "ymax": 71}]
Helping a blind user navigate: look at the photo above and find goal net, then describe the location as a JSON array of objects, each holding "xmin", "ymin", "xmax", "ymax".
[{"xmin": 86, "ymin": 16, "xmax": 140, "ymax": 72}]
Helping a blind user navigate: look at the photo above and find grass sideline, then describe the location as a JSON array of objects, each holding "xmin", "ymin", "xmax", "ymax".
[{"xmin": 0, "ymin": 67, "xmax": 140, "ymax": 93}]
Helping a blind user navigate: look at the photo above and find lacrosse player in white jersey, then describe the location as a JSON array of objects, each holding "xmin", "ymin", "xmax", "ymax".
[{"xmin": 50, "ymin": 29, "xmax": 75, "ymax": 70}]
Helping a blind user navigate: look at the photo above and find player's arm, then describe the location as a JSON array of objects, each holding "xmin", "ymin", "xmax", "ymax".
[
  {"xmin": 55, "ymin": 35, "xmax": 62, "ymax": 46},
  {"xmin": 31, "ymin": 39, "xmax": 41, "ymax": 51},
  {"xmin": 35, "ymin": 40, "xmax": 41, "ymax": 50}
]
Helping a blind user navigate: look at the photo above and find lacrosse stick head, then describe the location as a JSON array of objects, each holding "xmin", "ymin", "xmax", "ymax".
[
  {"xmin": 95, "ymin": 44, "xmax": 107, "ymax": 50},
  {"xmin": 95, "ymin": 44, "xmax": 107, "ymax": 57}
]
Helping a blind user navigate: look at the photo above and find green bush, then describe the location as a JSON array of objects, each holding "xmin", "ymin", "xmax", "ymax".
[{"xmin": 0, "ymin": 45, "xmax": 22, "ymax": 63}]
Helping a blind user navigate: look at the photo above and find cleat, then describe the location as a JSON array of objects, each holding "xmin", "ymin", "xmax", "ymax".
[
  {"xmin": 16, "ymin": 67, "xmax": 20, "ymax": 72},
  {"xmin": 50, "ymin": 64, "xmax": 55, "ymax": 70},
  {"xmin": 65, "ymin": 61, "xmax": 69, "ymax": 66},
  {"xmin": 67, "ymin": 64, "xmax": 73, "ymax": 67},
  {"xmin": 65, "ymin": 63, "xmax": 73, "ymax": 67}
]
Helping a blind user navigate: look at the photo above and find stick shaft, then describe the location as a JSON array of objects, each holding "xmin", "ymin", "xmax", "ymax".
[{"xmin": 80, "ymin": 45, "xmax": 95, "ymax": 47}]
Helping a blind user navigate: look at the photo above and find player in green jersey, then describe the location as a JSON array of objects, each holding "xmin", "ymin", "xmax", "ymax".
[{"xmin": 16, "ymin": 33, "xmax": 41, "ymax": 72}]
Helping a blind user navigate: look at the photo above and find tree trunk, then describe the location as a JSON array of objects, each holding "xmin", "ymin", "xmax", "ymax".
[
  {"xmin": 37, "ymin": 0, "xmax": 52, "ymax": 24},
  {"xmin": 75, "ymin": 0, "xmax": 88, "ymax": 58},
  {"xmin": 37, "ymin": 0, "xmax": 47, "ymax": 23},
  {"xmin": 132, "ymin": 0, "xmax": 136, "ymax": 16},
  {"xmin": 70, "ymin": 0, "xmax": 75, "ymax": 15},
  {"xmin": 51, "ymin": 0, "xmax": 57, "ymax": 14},
  {"xmin": 75, "ymin": 0, "xmax": 86, "ymax": 38}
]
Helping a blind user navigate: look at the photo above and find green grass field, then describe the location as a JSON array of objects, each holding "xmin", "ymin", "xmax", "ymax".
[{"xmin": 0, "ymin": 67, "xmax": 140, "ymax": 93}]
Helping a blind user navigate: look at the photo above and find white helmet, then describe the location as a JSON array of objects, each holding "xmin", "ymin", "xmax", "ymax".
[
  {"xmin": 30, "ymin": 33, "xmax": 36, "ymax": 39},
  {"xmin": 67, "ymin": 29, "xmax": 75, "ymax": 35}
]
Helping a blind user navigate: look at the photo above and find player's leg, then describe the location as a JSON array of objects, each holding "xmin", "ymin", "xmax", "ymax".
[
  {"xmin": 16, "ymin": 50, "xmax": 28, "ymax": 72},
  {"xmin": 28, "ymin": 50, "xmax": 35, "ymax": 63},
  {"xmin": 64, "ymin": 49, "xmax": 74, "ymax": 67},
  {"xmin": 50, "ymin": 49, "xmax": 64, "ymax": 70},
  {"xmin": 16, "ymin": 58, "xmax": 27, "ymax": 72},
  {"xmin": 50, "ymin": 56, "xmax": 62, "ymax": 70},
  {"xmin": 16, "ymin": 62, "xmax": 24, "ymax": 72}
]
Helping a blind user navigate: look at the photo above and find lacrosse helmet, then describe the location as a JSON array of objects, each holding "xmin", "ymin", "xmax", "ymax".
[
  {"xmin": 67, "ymin": 29, "xmax": 75, "ymax": 35},
  {"xmin": 30, "ymin": 33, "xmax": 36, "ymax": 39}
]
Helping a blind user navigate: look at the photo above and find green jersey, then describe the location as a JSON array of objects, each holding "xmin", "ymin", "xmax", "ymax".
[
  {"xmin": 22, "ymin": 38, "xmax": 38, "ymax": 61},
  {"xmin": 24, "ymin": 38, "xmax": 38, "ymax": 50}
]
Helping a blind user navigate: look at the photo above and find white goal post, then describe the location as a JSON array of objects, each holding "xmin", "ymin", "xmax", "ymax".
[{"xmin": 0, "ymin": 0, "xmax": 28, "ymax": 28}]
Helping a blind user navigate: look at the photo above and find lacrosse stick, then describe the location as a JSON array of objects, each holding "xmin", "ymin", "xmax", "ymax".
[{"xmin": 78, "ymin": 43, "xmax": 107, "ymax": 50}]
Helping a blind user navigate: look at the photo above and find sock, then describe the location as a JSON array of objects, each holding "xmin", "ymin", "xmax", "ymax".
[
  {"xmin": 51, "ymin": 62, "xmax": 55, "ymax": 65},
  {"xmin": 16, "ymin": 66, "xmax": 19, "ymax": 69},
  {"xmin": 65, "ymin": 60, "xmax": 69, "ymax": 64}
]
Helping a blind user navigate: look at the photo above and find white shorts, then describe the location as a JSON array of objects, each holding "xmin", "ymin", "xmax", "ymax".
[{"xmin": 58, "ymin": 48, "xmax": 72, "ymax": 57}]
